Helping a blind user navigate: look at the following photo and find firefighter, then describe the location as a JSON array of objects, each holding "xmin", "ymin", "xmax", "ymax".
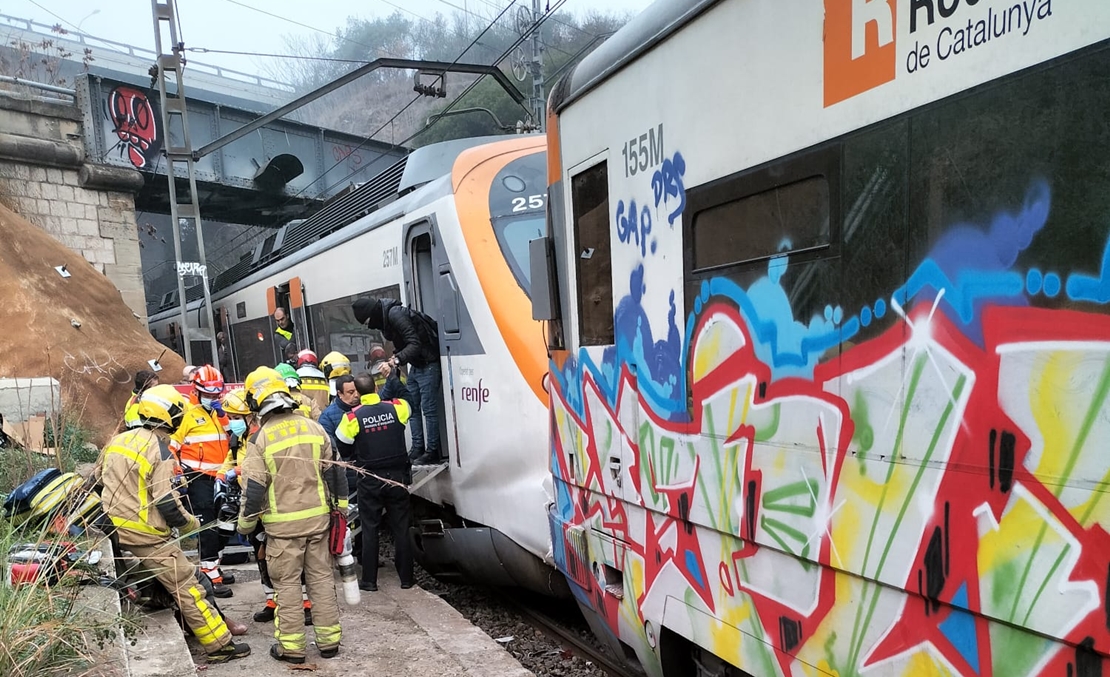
[
  {"xmin": 275, "ymin": 363, "xmax": 321, "ymax": 419},
  {"xmin": 123, "ymin": 369, "xmax": 159, "ymax": 429},
  {"xmin": 98, "ymin": 385, "xmax": 251, "ymax": 663},
  {"xmin": 295, "ymin": 349, "xmax": 331, "ymax": 413},
  {"xmin": 171, "ymin": 365, "xmax": 235, "ymax": 596},
  {"xmin": 221, "ymin": 388, "xmax": 314, "ymax": 627},
  {"xmin": 237, "ymin": 367, "xmax": 347, "ymax": 664},
  {"xmin": 320, "ymin": 351, "xmax": 351, "ymax": 399}
]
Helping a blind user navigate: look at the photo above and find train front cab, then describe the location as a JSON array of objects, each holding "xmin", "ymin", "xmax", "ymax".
[{"xmin": 402, "ymin": 136, "xmax": 570, "ymax": 598}]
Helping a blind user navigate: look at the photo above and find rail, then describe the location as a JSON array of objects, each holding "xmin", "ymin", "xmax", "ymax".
[
  {"xmin": 0, "ymin": 12, "xmax": 295, "ymax": 92},
  {"xmin": 0, "ymin": 75, "xmax": 76, "ymax": 105},
  {"xmin": 496, "ymin": 592, "xmax": 639, "ymax": 677}
]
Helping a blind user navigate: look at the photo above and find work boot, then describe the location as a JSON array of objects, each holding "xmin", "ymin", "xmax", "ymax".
[
  {"xmin": 359, "ymin": 580, "xmax": 378, "ymax": 592},
  {"xmin": 320, "ymin": 645, "xmax": 339, "ymax": 659},
  {"xmin": 227, "ymin": 617, "xmax": 248, "ymax": 636},
  {"xmin": 220, "ymin": 571, "xmax": 236, "ymax": 585},
  {"xmin": 270, "ymin": 644, "xmax": 305, "ymax": 665},
  {"xmin": 208, "ymin": 641, "xmax": 251, "ymax": 663},
  {"xmin": 211, "ymin": 582, "xmax": 234, "ymax": 598},
  {"xmin": 253, "ymin": 603, "xmax": 275, "ymax": 623},
  {"xmin": 407, "ymin": 446, "xmax": 425, "ymax": 462}
]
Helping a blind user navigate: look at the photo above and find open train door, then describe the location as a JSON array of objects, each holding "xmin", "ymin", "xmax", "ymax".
[
  {"xmin": 404, "ymin": 221, "xmax": 451, "ymax": 465},
  {"xmin": 214, "ymin": 305, "xmax": 236, "ymax": 381},
  {"xmin": 267, "ymin": 277, "xmax": 314, "ymax": 363}
]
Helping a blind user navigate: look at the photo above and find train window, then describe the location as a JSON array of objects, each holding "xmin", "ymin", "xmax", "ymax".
[
  {"xmin": 571, "ymin": 161, "xmax": 614, "ymax": 346},
  {"xmin": 692, "ymin": 176, "xmax": 830, "ymax": 271},
  {"xmin": 308, "ymin": 285, "xmax": 401, "ymax": 373},
  {"xmin": 493, "ymin": 214, "xmax": 544, "ymax": 296},
  {"xmin": 231, "ymin": 317, "xmax": 273, "ymax": 375}
]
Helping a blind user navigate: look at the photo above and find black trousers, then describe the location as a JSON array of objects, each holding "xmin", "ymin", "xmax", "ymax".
[
  {"xmin": 184, "ymin": 471, "xmax": 224, "ymax": 564},
  {"xmin": 357, "ymin": 468, "xmax": 413, "ymax": 586}
]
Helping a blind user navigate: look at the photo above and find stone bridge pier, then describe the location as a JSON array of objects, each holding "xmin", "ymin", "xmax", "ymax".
[{"xmin": 0, "ymin": 92, "xmax": 147, "ymax": 322}]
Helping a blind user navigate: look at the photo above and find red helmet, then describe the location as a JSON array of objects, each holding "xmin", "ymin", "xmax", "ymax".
[
  {"xmin": 191, "ymin": 364, "xmax": 225, "ymax": 396},
  {"xmin": 296, "ymin": 349, "xmax": 319, "ymax": 369}
]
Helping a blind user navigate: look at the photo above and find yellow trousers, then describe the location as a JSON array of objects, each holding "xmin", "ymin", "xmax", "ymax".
[{"xmin": 267, "ymin": 530, "xmax": 342, "ymax": 657}]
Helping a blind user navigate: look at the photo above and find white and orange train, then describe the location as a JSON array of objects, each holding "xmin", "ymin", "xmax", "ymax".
[{"xmin": 148, "ymin": 135, "xmax": 564, "ymax": 594}]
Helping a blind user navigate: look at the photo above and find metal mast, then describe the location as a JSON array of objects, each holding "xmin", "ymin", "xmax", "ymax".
[
  {"xmin": 151, "ymin": 0, "xmax": 218, "ymax": 366},
  {"xmin": 530, "ymin": 0, "xmax": 545, "ymax": 132}
]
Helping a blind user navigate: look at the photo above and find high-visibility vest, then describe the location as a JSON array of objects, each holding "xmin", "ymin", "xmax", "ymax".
[{"xmin": 170, "ymin": 402, "xmax": 230, "ymax": 476}]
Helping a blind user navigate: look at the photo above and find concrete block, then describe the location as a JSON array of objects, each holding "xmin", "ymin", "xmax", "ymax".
[
  {"xmin": 98, "ymin": 192, "xmax": 108, "ymax": 207},
  {"xmin": 67, "ymin": 201, "xmax": 85, "ymax": 219},
  {"xmin": 100, "ymin": 220, "xmax": 136, "ymax": 241},
  {"xmin": 28, "ymin": 167, "xmax": 46, "ymax": 182},
  {"xmin": 85, "ymin": 203, "xmax": 98, "ymax": 221},
  {"xmin": 0, "ymin": 377, "xmax": 61, "ymax": 421},
  {"xmin": 50, "ymin": 201, "xmax": 68, "ymax": 218},
  {"xmin": 62, "ymin": 171, "xmax": 78, "ymax": 186},
  {"xmin": 24, "ymin": 182, "xmax": 41, "ymax": 199},
  {"xmin": 46, "ymin": 168, "xmax": 63, "ymax": 184},
  {"xmin": 39, "ymin": 183, "xmax": 56, "ymax": 200}
]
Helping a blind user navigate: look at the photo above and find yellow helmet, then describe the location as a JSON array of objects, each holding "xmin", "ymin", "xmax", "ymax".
[
  {"xmin": 244, "ymin": 366, "xmax": 290, "ymax": 412},
  {"xmin": 320, "ymin": 351, "xmax": 351, "ymax": 379},
  {"xmin": 137, "ymin": 384, "xmax": 188, "ymax": 431},
  {"xmin": 222, "ymin": 388, "xmax": 251, "ymax": 416}
]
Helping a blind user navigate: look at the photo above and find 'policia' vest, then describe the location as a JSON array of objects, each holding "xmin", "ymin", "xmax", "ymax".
[{"xmin": 335, "ymin": 394, "xmax": 411, "ymax": 471}]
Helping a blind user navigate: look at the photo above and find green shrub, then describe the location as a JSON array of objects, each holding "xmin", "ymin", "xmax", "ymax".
[{"xmin": 0, "ymin": 521, "xmax": 128, "ymax": 676}]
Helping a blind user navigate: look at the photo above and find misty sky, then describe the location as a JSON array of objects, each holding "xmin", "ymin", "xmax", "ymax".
[{"xmin": 2, "ymin": 0, "xmax": 655, "ymax": 77}]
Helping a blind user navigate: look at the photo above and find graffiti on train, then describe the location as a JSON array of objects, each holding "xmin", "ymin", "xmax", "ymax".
[{"xmin": 549, "ymin": 166, "xmax": 1110, "ymax": 676}]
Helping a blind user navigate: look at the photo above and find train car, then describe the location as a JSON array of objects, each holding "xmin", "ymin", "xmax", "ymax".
[
  {"xmin": 149, "ymin": 135, "xmax": 565, "ymax": 594},
  {"xmin": 536, "ymin": 0, "xmax": 1110, "ymax": 675}
]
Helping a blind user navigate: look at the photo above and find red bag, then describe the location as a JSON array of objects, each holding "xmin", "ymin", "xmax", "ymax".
[{"xmin": 328, "ymin": 510, "xmax": 347, "ymax": 556}]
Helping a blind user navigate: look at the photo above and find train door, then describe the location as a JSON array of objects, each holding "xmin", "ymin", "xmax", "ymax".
[
  {"xmin": 214, "ymin": 305, "xmax": 236, "ymax": 382},
  {"xmin": 267, "ymin": 277, "xmax": 313, "ymax": 362},
  {"xmin": 405, "ymin": 222, "xmax": 450, "ymax": 461}
]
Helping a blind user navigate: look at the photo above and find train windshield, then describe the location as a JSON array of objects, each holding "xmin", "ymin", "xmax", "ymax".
[
  {"xmin": 489, "ymin": 151, "xmax": 547, "ymax": 298},
  {"xmin": 492, "ymin": 214, "xmax": 544, "ymax": 297}
]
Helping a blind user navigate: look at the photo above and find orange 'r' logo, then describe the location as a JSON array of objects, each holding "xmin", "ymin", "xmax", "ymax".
[{"xmin": 824, "ymin": 0, "xmax": 897, "ymax": 107}]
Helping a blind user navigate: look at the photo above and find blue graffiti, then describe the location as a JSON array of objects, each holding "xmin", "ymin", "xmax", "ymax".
[
  {"xmin": 1066, "ymin": 237, "xmax": 1110, "ymax": 303},
  {"xmin": 889, "ymin": 179, "xmax": 1051, "ymax": 343},
  {"xmin": 938, "ymin": 583, "xmax": 980, "ymax": 673},
  {"xmin": 616, "ymin": 199, "xmax": 655, "ymax": 257},
  {"xmin": 651, "ymin": 152, "xmax": 686, "ymax": 227}
]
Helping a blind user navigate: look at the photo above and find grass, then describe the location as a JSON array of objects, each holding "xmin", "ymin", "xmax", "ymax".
[{"xmin": 0, "ymin": 417, "xmax": 136, "ymax": 676}]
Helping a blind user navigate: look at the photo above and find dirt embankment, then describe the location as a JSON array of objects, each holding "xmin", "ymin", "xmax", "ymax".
[{"xmin": 0, "ymin": 203, "xmax": 184, "ymax": 445}]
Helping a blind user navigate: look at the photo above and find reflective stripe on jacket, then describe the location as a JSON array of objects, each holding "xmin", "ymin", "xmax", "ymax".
[
  {"xmin": 297, "ymin": 372, "xmax": 331, "ymax": 414},
  {"xmin": 97, "ymin": 428, "xmax": 194, "ymax": 546},
  {"xmin": 238, "ymin": 410, "xmax": 348, "ymax": 538},
  {"xmin": 335, "ymin": 393, "xmax": 411, "ymax": 471},
  {"xmin": 123, "ymin": 392, "xmax": 141, "ymax": 429},
  {"xmin": 293, "ymin": 391, "xmax": 322, "ymax": 420},
  {"xmin": 171, "ymin": 402, "xmax": 230, "ymax": 476}
]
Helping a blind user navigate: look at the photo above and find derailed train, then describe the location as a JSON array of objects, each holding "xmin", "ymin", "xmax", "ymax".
[{"xmin": 149, "ymin": 134, "xmax": 564, "ymax": 595}]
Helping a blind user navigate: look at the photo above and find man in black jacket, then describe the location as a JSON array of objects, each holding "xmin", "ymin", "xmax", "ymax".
[{"xmin": 352, "ymin": 297, "xmax": 441, "ymax": 465}]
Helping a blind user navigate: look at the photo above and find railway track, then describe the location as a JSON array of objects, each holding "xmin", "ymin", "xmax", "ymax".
[{"xmin": 497, "ymin": 593, "xmax": 641, "ymax": 677}]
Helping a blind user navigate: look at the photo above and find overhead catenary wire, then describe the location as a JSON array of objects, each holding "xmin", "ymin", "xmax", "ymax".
[{"xmin": 195, "ymin": 0, "xmax": 529, "ymax": 272}]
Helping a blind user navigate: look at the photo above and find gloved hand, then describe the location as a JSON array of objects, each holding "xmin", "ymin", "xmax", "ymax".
[
  {"xmin": 186, "ymin": 515, "xmax": 201, "ymax": 534},
  {"xmin": 214, "ymin": 478, "xmax": 227, "ymax": 495},
  {"xmin": 211, "ymin": 400, "xmax": 226, "ymax": 417},
  {"xmin": 225, "ymin": 468, "xmax": 237, "ymax": 484}
]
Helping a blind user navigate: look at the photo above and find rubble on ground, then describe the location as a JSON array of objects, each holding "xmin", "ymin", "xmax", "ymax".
[{"xmin": 0, "ymin": 202, "xmax": 184, "ymax": 445}]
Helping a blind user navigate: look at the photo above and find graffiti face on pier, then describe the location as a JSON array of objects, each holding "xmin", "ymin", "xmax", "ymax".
[{"xmin": 106, "ymin": 85, "xmax": 160, "ymax": 169}]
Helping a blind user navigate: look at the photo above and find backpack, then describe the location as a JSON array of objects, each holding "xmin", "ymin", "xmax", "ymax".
[{"xmin": 407, "ymin": 307, "xmax": 440, "ymax": 353}]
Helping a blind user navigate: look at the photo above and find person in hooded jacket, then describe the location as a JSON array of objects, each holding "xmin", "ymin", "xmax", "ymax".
[{"xmin": 352, "ymin": 297, "xmax": 442, "ymax": 465}]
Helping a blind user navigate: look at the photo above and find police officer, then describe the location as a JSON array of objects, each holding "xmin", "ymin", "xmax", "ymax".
[
  {"xmin": 237, "ymin": 367, "xmax": 347, "ymax": 664},
  {"xmin": 98, "ymin": 385, "xmax": 251, "ymax": 663},
  {"xmin": 335, "ymin": 371, "xmax": 414, "ymax": 591}
]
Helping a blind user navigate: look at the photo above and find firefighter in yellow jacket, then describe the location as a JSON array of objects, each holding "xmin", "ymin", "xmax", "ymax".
[
  {"xmin": 98, "ymin": 385, "xmax": 251, "ymax": 663},
  {"xmin": 237, "ymin": 367, "xmax": 348, "ymax": 664}
]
